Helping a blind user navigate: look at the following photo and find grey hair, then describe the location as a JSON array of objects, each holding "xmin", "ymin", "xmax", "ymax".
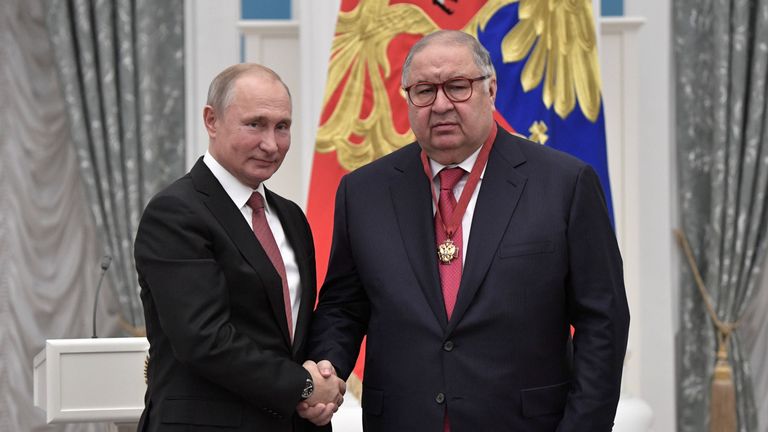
[
  {"xmin": 401, "ymin": 30, "xmax": 496, "ymax": 88},
  {"xmin": 206, "ymin": 63, "xmax": 291, "ymax": 114}
]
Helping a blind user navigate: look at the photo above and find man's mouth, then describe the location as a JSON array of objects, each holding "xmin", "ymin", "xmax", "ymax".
[{"xmin": 432, "ymin": 122, "xmax": 458, "ymax": 131}]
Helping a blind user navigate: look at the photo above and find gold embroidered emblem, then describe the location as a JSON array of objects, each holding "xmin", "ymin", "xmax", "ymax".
[
  {"xmin": 528, "ymin": 120, "xmax": 549, "ymax": 144},
  {"xmin": 316, "ymin": 0, "xmax": 438, "ymax": 171},
  {"xmin": 465, "ymin": 0, "xmax": 603, "ymax": 122}
]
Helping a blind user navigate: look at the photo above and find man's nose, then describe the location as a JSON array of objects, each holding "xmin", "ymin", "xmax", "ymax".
[
  {"xmin": 260, "ymin": 130, "xmax": 278, "ymax": 152},
  {"xmin": 431, "ymin": 87, "xmax": 454, "ymax": 113}
]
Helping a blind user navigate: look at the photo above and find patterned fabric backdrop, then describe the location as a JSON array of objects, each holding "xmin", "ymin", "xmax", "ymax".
[
  {"xmin": 674, "ymin": 0, "xmax": 768, "ymax": 430},
  {"xmin": 1, "ymin": 0, "xmax": 120, "ymax": 430},
  {"xmin": 0, "ymin": 0, "xmax": 184, "ymax": 430},
  {"xmin": 45, "ymin": 0, "xmax": 185, "ymax": 330},
  {"xmin": 743, "ymin": 268, "xmax": 768, "ymax": 429}
]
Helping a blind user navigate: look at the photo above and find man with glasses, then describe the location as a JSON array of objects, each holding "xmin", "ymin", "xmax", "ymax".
[{"xmin": 308, "ymin": 30, "xmax": 629, "ymax": 431}]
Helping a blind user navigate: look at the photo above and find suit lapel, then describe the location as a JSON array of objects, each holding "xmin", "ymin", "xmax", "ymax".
[
  {"xmin": 265, "ymin": 188, "xmax": 314, "ymax": 357},
  {"xmin": 390, "ymin": 147, "xmax": 448, "ymax": 329},
  {"xmin": 447, "ymin": 132, "xmax": 528, "ymax": 334},
  {"xmin": 190, "ymin": 160, "xmax": 292, "ymax": 348}
]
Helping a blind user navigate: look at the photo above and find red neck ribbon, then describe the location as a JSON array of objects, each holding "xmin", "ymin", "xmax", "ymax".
[{"xmin": 420, "ymin": 122, "xmax": 498, "ymax": 240}]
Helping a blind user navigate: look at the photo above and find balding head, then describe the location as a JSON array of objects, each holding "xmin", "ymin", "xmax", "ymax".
[
  {"xmin": 401, "ymin": 30, "xmax": 495, "ymax": 88},
  {"xmin": 206, "ymin": 63, "xmax": 291, "ymax": 115}
]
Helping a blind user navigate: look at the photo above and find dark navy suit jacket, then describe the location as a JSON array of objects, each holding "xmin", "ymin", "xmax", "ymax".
[{"xmin": 309, "ymin": 127, "xmax": 630, "ymax": 431}]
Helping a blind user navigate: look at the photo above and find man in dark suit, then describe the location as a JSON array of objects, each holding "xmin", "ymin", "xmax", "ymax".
[
  {"xmin": 308, "ymin": 31, "xmax": 630, "ymax": 431},
  {"xmin": 134, "ymin": 64, "xmax": 344, "ymax": 432}
]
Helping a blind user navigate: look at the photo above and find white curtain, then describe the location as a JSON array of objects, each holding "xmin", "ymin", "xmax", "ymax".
[{"xmin": 0, "ymin": 0, "xmax": 121, "ymax": 430}]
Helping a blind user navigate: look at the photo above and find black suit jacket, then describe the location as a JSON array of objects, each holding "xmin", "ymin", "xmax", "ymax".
[
  {"xmin": 309, "ymin": 128, "xmax": 630, "ymax": 431},
  {"xmin": 134, "ymin": 158, "xmax": 324, "ymax": 432}
]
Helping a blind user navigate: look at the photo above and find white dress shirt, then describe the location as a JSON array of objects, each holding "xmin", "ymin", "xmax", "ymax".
[{"xmin": 203, "ymin": 151, "xmax": 301, "ymax": 335}]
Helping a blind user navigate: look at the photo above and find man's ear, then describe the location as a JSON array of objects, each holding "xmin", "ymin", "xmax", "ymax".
[
  {"xmin": 203, "ymin": 105, "xmax": 217, "ymax": 138},
  {"xmin": 488, "ymin": 76, "xmax": 497, "ymax": 103}
]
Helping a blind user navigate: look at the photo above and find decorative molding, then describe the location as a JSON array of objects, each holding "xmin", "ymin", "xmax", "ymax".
[
  {"xmin": 237, "ymin": 19, "xmax": 299, "ymax": 34},
  {"xmin": 238, "ymin": 19, "xmax": 305, "ymax": 206},
  {"xmin": 183, "ymin": 0, "xmax": 240, "ymax": 170},
  {"xmin": 601, "ymin": 16, "xmax": 646, "ymax": 33}
]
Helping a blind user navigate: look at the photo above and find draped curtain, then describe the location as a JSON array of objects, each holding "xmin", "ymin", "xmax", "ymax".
[
  {"xmin": 743, "ymin": 266, "xmax": 768, "ymax": 430},
  {"xmin": 2, "ymin": 0, "xmax": 125, "ymax": 430},
  {"xmin": 674, "ymin": 0, "xmax": 768, "ymax": 430},
  {"xmin": 0, "ymin": 0, "xmax": 184, "ymax": 429},
  {"xmin": 44, "ymin": 0, "xmax": 185, "ymax": 329}
]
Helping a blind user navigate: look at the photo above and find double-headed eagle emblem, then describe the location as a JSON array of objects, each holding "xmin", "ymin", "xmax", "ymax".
[{"xmin": 317, "ymin": 0, "xmax": 603, "ymax": 171}]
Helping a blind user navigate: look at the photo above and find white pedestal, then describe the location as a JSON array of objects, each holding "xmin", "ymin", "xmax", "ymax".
[{"xmin": 33, "ymin": 338, "xmax": 149, "ymax": 427}]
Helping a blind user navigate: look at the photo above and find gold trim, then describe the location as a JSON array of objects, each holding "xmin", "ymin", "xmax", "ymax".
[{"xmin": 144, "ymin": 355, "xmax": 149, "ymax": 385}]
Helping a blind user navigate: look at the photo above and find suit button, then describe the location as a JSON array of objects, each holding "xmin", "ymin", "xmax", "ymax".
[
  {"xmin": 443, "ymin": 341, "xmax": 454, "ymax": 351},
  {"xmin": 435, "ymin": 393, "xmax": 445, "ymax": 404}
]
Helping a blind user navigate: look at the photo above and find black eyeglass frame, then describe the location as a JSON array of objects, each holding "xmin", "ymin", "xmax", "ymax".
[{"xmin": 403, "ymin": 75, "xmax": 490, "ymax": 107}]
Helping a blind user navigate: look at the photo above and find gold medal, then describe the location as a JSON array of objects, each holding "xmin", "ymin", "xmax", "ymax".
[
  {"xmin": 421, "ymin": 123, "xmax": 498, "ymax": 267},
  {"xmin": 437, "ymin": 239, "xmax": 459, "ymax": 264}
]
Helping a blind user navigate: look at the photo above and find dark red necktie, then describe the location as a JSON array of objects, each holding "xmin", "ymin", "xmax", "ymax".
[
  {"xmin": 436, "ymin": 167, "xmax": 465, "ymax": 432},
  {"xmin": 247, "ymin": 192, "xmax": 293, "ymax": 341},
  {"xmin": 436, "ymin": 167, "xmax": 465, "ymax": 319}
]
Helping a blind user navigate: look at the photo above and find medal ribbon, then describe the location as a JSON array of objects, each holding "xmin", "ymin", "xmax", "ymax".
[{"xmin": 420, "ymin": 122, "xmax": 498, "ymax": 241}]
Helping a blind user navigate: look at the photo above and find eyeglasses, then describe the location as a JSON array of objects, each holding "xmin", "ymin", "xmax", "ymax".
[{"xmin": 403, "ymin": 75, "xmax": 489, "ymax": 107}]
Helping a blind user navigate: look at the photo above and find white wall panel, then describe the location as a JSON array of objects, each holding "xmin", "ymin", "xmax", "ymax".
[
  {"xmin": 239, "ymin": 20, "xmax": 304, "ymax": 207},
  {"xmin": 623, "ymin": 1, "xmax": 676, "ymax": 430},
  {"xmin": 600, "ymin": 16, "xmax": 646, "ymax": 400},
  {"xmin": 184, "ymin": 0, "xmax": 240, "ymax": 169}
]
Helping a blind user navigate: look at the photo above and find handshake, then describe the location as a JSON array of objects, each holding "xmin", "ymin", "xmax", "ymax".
[{"xmin": 297, "ymin": 359, "xmax": 347, "ymax": 426}]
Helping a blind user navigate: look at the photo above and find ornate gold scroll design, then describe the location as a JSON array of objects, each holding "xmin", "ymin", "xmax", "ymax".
[
  {"xmin": 465, "ymin": 0, "xmax": 603, "ymax": 122},
  {"xmin": 316, "ymin": 0, "xmax": 438, "ymax": 171}
]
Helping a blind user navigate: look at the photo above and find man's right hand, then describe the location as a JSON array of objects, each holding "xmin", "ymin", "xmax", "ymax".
[{"xmin": 297, "ymin": 360, "xmax": 346, "ymax": 425}]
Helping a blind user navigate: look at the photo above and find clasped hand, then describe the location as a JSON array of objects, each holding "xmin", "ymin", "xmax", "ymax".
[{"xmin": 296, "ymin": 360, "xmax": 346, "ymax": 426}]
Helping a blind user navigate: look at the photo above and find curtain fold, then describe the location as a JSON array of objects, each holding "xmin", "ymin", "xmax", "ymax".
[
  {"xmin": 44, "ymin": 0, "xmax": 185, "ymax": 328},
  {"xmin": 743, "ymin": 264, "xmax": 768, "ymax": 430},
  {"xmin": 674, "ymin": 0, "xmax": 768, "ymax": 430},
  {"xmin": 1, "ymin": 0, "xmax": 125, "ymax": 430}
]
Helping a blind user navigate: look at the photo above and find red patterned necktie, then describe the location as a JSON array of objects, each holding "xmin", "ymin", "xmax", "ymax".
[
  {"xmin": 247, "ymin": 192, "xmax": 293, "ymax": 341},
  {"xmin": 436, "ymin": 167, "xmax": 465, "ymax": 320},
  {"xmin": 436, "ymin": 167, "xmax": 465, "ymax": 432}
]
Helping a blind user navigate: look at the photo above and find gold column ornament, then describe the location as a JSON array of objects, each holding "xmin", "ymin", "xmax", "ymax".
[
  {"xmin": 144, "ymin": 355, "xmax": 149, "ymax": 385},
  {"xmin": 674, "ymin": 229, "xmax": 738, "ymax": 432}
]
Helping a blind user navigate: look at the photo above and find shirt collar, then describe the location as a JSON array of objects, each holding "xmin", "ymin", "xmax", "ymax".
[
  {"xmin": 429, "ymin": 144, "xmax": 485, "ymax": 181},
  {"xmin": 203, "ymin": 150, "xmax": 270, "ymax": 213}
]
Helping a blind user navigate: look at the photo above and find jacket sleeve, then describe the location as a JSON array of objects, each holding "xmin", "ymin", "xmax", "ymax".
[
  {"xmin": 307, "ymin": 175, "xmax": 371, "ymax": 379},
  {"xmin": 558, "ymin": 165, "xmax": 630, "ymax": 432}
]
